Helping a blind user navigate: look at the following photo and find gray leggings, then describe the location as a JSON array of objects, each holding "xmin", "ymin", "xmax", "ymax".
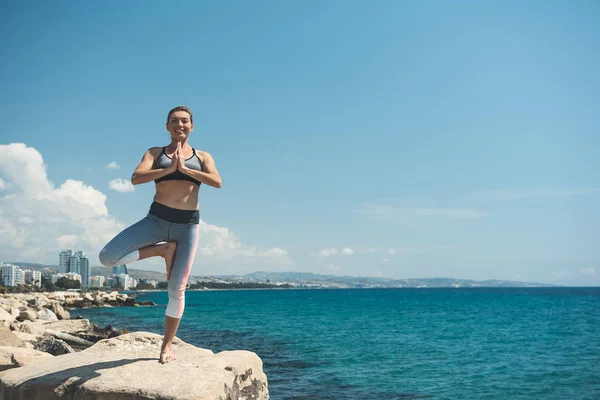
[{"xmin": 98, "ymin": 201, "xmax": 199, "ymax": 319}]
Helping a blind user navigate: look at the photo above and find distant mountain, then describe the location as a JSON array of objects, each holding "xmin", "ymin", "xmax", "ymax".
[
  {"xmin": 5, "ymin": 262, "xmax": 57, "ymax": 271},
  {"xmin": 214, "ymin": 271, "xmax": 555, "ymax": 288}
]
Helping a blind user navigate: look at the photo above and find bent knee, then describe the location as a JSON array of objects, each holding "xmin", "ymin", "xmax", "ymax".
[{"xmin": 168, "ymin": 288, "xmax": 185, "ymax": 300}]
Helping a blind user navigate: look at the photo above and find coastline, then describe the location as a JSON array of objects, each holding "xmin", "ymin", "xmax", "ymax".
[{"xmin": 0, "ymin": 290, "xmax": 154, "ymax": 354}]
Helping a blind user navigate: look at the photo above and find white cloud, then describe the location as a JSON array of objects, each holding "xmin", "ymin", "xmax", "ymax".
[
  {"xmin": 198, "ymin": 223, "xmax": 290, "ymax": 261},
  {"xmin": 313, "ymin": 248, "xmax": 338, "ymax": 257},
  {"xmin": 580, "ymin": 268, "xmax": 596, "ymax": 277},
  {"xmin": 264, "ymin": 248, "xmax": 288, "ymax": 256},
  {"xmin": 0, "ymin": 143, "xmax": 292, "ymax": 274},
  {"xmin": 382, "ymin": 258, "xmax": 390, "ymax": 263},
  {"xmin": 58, "ymin": 234, "xmax": 78, "ymax": 249},
  {"xmin": 311, "ymin": 247, "xmax": 354, "ymax": 257},
  {"xmin": 357, "ymin": 203, "xmax": 486, "ymax": 224},
  {"xmin": 0, "ymin": 143, "xmax": 53, "ymax": 195},
  {"xmin": 106, "ymin": 161, "xmax": 120, "ymax": 169},
  {"xmin": 0, "ymin": 178, "xmax": 7, "ymax": 191},
  {"xmin": 310, "ymin": 246, "xmax": 453, "ymax": 258},
  {"xmin": 0, "ymin": 144, "xmax": 121, "ymax": 263},
  {"xmin": 108, "ymin": 178, "xmax": 134, "ymax": 193}
]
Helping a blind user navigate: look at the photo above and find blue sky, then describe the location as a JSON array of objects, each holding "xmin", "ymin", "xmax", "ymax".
[{"xmin": 0, "ymin": 0, "xmax": 598, "ymax": 285}]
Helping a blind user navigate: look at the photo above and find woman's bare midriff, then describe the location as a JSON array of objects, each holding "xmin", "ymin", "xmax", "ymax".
[{"xmin": 153, "ymin": 181, "xmax": 200, "ymax": 211}]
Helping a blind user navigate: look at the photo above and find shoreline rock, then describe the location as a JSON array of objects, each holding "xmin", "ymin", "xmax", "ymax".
[
  {"xmin": 0, "ymin": 293, "xmax": 270, "ymax": 399},
  {"xmin": 0, "ymin": 292, "xmax": 130, "ymax": 355},
  {"xmin": 1, "ymin": 332, "xmax": 269, "ymax": 399}
]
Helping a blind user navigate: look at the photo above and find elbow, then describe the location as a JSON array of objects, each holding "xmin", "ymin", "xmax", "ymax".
[
  {"xmin": 130, "ymin": 175, "xmax": 141, "ymax": 186},
  {"xmin": 211, "ymin": 178, "xmax": 222, "ymax": 189}
]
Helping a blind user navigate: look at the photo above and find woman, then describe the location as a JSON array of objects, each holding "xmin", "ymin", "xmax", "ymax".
[{"xmin": 98, "ymin": 105, "xmax": 222, "ymax": 364}]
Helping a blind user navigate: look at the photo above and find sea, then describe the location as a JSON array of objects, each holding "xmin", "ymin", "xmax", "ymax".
[{"xmin": 74, "ymin": 287, "xmax": 600, "ymax": 399}]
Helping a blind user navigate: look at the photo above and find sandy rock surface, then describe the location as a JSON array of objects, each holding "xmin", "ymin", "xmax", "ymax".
[{"xmin": 0, "ymin": 332, "xmax": 269, "ymax": 400}]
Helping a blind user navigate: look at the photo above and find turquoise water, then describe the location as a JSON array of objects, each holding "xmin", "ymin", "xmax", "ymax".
[{"xmin": 75, "ymin": 288, "xmax": 600, "ymax": 399}]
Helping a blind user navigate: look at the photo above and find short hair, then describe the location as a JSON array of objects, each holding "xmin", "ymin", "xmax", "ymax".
[{"xmin": 167, "ymin": 106, "xmax": 193, "ymax": 123}]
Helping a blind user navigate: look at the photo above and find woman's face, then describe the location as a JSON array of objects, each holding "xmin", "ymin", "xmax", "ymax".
[{"xmin": 166, "ymin": 111, "xmax": 194, "ymax": 141}]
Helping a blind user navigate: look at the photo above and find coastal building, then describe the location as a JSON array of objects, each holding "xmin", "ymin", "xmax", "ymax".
[
  {"xmin": 105, "ymin": 275, "xmax": 118, "ymax": 288},
  {"xmin": 112, "ymin": 264, "xmax": 128, "ymax": 275},
  {"xmin": 59, "ymin": 250, "xmax": 73, "ymax": 274},
  {"xmin": 69, "ymin": 254, "xmax": 80, "ymax": 275},
  {"xmin": 59, "ymin": 249, "xmax": 90, "ymax": 280},
  {"xmin": 80, "ymin": 257, "xmax": 91, "ymax": 287},
  {"xmin": 51, "ymin": 272, "xmax": 82, "ymax": 284},
  {"xmin": 138, "ymin": 278, "xmax": 158, "ymax": 288},
  {"xmin": 24, "ymin": 270, "xmax": 42, "ymax": 287},
  {"xmin": 89, "ymin": 275, "xmax": 105, "ymax": 288},
  {"xmin": 1, "ymin": 263, "xmax": 25, "ymax": 287},
  {"xmin": 117, "ymin": 273, "xmax": 136, "ymax": 290},
  {"xmin": 105, "ymin": 273, "xmax": 136, "ymax": 290}
]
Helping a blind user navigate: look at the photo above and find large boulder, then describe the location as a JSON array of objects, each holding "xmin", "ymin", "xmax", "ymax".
[
  {"xmin": 0, "ymin": 310, "xmax": 14, "ymax": 327},
  {"xmin": 0, "ymin": 347, "xmax": 53, "ymax": 372},
  {"xmin": 34, "ymin": 309, "xmax": 58, "ymax": 323},
  {"xmin": 17, "ymin": 321, "xmax": 46, "ymax": 337},
  {"xmin": 17, "ymin": 310, "xmax": 36, "ymax": 323},
  {"xmin": 33, "ymin": 337, "xmax": 74, "ymax": 356},
  {"xmin": 10, "ymin": 332, "xmax": 44, "ymax": 349},
  {"xmin": 0, "ymin": 332, "xmax": 269, "ymax": 400},
  {"xmin": 45, "ymin": 302, "xmax": 69, "ymax": 320},
  {"xmin": 46, "ymin": 293, "xmax": 65, "ymax": 302},
  {"xmin": 8, "ymin": 309, "xmax": 20, "ymax": 320},
  {"xmin": 40, "ymin": 319, "xmax": 91, "ymax": 334},
  {"xmin": 0, "ymin": 328, "xmax": 26, "ymax": 348}
]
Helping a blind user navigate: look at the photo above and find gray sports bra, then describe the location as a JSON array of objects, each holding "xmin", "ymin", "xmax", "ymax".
[{"xmin": 153, "ymin": 147, "xmax": 203, "ymax": 186}]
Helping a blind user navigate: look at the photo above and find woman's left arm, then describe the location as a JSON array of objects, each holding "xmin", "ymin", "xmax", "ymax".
[{"xmin": 179, "ymin": 150, "xmax": 222, "ymax": 188}]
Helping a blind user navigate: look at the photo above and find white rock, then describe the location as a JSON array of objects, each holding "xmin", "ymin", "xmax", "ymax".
[
  {"xmin": 17, "ymin": 310, "xmax": 36, "ymax": 322},
  {"xmin": 35, "ymin": 308, "xmax": 58, "ymax": 322},
  {"xmin": 11, "ymin": 332, "xmax": 44, "ymax": 348},
  {"xmin": 0, "ymin": 346, "xmax": 53, "ymax": 372},
  {"xmin": 18, "ymin": 320, "xmax": 46, "ymax": 336},
  {"xmin": 0, "ymin": 309, "xmax": 15, "ymax": 326},
  {"xmin": 41, "ymin": 319, "xmax": 91, "ymax": 334},
  {"xmin": 0, "ymin": 327, "xmax": 27, "ymax": 348},
  {"xmin": 0, "ymin": 332, "xmax": 269, "ymax": 400}
]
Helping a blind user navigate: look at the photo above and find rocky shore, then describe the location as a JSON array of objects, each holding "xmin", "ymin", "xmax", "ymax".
[{"xmin": 0, "ymin": 291, "xmax": 269, "ymax": 399}]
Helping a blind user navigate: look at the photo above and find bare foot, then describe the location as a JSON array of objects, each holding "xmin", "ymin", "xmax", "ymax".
[
  {"xmin": 159, "ymin": 343, "xmax": 176, "ymax": 364},
  {"xmin": 161, "ymin": 242, "xmax": 177, "ymax": 280}
]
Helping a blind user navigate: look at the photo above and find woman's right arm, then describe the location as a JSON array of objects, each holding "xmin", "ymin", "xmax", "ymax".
[{"xmin": 130, "ymin": 148, "xmax": 176, "ymax": 185}]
